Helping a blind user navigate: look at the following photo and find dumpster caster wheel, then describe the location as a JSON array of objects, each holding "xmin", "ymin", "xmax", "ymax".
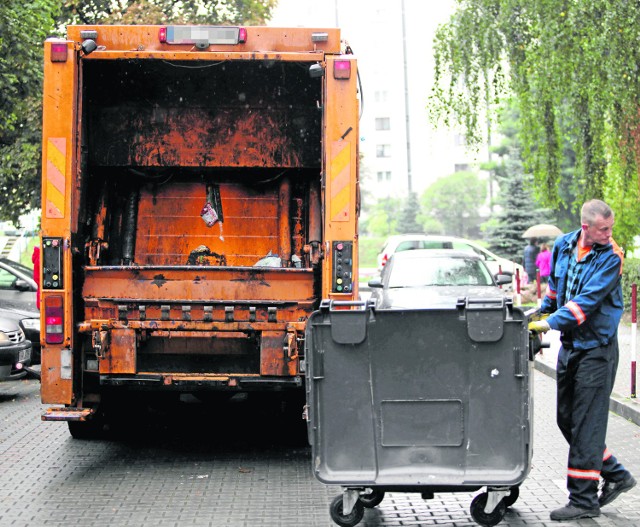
[
  {"xmin": 360, "ymin": 488, "xmax": 385, "ymax": 508},
  {"xmin": 329, "ymin": 494, "xmax": 364, "ymax": 527},
  {"xmin": 503, "ymin": 486, "xmax": 520, "ymax": 508},
  {"xmin": 470, "ymin": 493, "xmax": 507, "ymax": 527}
]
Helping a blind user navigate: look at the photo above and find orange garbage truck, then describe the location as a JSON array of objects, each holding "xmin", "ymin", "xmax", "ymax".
[{"xmin": 39, "ymin": 25, "xmax": 360, "ymax": 437}]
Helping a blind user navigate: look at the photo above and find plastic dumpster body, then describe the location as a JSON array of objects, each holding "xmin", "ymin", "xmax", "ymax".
[{"xmin": 304, "ymin": 298, "xmax": 534, "ymax": 527}]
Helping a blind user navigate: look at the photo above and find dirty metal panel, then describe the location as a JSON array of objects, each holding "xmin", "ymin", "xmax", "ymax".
[
  {"xmin": 135, "ymin": 181, "xmax": 279, "ymax": 266},
  {"xmin": 40, "ymin": 347, "xmax": 73, "ymax": 405},
  {"xmin": 90, "ymin": 107, "xmax": 313, "ymax": 168},
  {"xmin": 100, "ymin": 328, "xmax": 136, "ymax": 374},
  {"xmin": 260, "ymin": 330, "xmax": 296, "ymax": 377},
  {"xmin": 82, "ymin": 266, "xmax": 316, "ymax": 304}
]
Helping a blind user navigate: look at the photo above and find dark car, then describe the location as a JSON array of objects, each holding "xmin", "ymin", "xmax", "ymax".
[
  {"xmin": 0, "ymin": 257, "xmax": 38, "ymax": 312},
  {"xmin": 0, "ymin": 315, "xmax": 32, "ymax": 381},
  {"xmin": 0, "ymin": 305, "xmax": 40, "ymax": 364},
  {"xmin": 368, "ymin": 249, "xmax": 512, "ymax": 309}
]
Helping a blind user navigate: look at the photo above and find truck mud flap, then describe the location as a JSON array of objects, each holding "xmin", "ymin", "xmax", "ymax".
[{"xmin": 305, "ymin": 298, "xmax": 533, "ymax": 488}]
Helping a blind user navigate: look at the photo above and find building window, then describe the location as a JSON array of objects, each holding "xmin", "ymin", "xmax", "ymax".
[
  {"xmin": 454, "ymin": 133, "xmax": 466, "ymax": 146},
  {"xmin": 374, "ymin": 90, "xmax": 389, "ymax": 103},
  {"xmin": 376, "ymin": 171, "xmax": 392, "ymax": 182},
  {"xmin": 376, "ymin": 144, "xmax": 391, "ymax": 158},
  {"xmin": 375, "ymin": 117, "xmax": 391, "ymax": 130},
  {"xmin": 454, "ymin": 163, "xmax": 470, "ymax": 172}
]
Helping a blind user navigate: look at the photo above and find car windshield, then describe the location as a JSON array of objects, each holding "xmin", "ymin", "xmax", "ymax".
[{"xmin": 388, "ymin": 256, "xmax": 494, "ymax": 288}]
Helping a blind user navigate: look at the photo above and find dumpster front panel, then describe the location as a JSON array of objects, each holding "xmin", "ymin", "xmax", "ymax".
[{"xmin": 305, "ymin": 303, "xmax": 532, "ymax": 487}]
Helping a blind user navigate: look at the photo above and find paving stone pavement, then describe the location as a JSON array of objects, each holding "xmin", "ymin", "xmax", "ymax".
[{"xmin": 1, "ymin": 369, "xmax": 639, "ymax": 527}]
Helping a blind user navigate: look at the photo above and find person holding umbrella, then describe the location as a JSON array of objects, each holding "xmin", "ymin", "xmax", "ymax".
[{"xmin": 523, "ymin": 237, "xmax": 539, "ymax": 282}]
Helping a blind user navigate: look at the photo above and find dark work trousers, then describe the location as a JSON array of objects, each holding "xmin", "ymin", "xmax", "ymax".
[{"xmin": 556, "ymin": 337, "xmax": 628, "ymax": 509}]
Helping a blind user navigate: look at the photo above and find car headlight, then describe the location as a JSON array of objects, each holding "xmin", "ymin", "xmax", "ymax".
[
  {"xmin": 0, "ymin": 331, "xmax": 9, "ymax": 343},
  {"xmin": 21, "ymin": 318, "xmax": 40, "ymax": 331}
]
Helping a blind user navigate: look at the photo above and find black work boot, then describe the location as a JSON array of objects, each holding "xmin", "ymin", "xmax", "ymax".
[
  {"xmin": 599, "ymin": 473, "xmax": 637, "ymax": 507},
  {"xmin": 550, "ymin": 503, "xmax": 600, "ymax": 521}
]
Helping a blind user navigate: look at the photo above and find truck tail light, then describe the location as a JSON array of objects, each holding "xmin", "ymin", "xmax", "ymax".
[
  {"xmin": 333, "ymin": 60, "xmax": 351, "ymax": 79},
  {"xmin": 50, "ymin": 42, "xmax": 68, "ymax": 63},
  {"xmin": 238, "ymin": 27, "xmax": 247, "ymax": 44},
  {"xmin": 159, "ymin": 26, "xmax": 167, "ymax": 43},
  {"xmin": 45, "ymin": 295, "xmax": 64, "ymax": 344}
]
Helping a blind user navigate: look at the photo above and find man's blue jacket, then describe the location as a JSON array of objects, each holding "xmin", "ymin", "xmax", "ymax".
[{"xmin": 541, "ymin": 229, "xmax": 624, "ymax": 351}]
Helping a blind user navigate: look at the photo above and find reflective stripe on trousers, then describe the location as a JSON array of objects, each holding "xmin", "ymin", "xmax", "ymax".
[{"xmin": 556, "ymin": 338, "xmax": 627, "ymax": 509}]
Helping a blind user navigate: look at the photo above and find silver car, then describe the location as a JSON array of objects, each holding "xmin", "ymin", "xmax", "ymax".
[
  {"xmin": 368, "ymin": 249, "xmax": 511, "ymax": 309},
  {"xmin": 0, "ymin": 315, "xmax": 32, "ymax": 381}
]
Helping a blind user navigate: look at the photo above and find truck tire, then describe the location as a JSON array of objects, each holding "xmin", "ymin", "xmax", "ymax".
[{"xmin": 68, "ymin": 419, "xmax": 107, "ymax": 440}]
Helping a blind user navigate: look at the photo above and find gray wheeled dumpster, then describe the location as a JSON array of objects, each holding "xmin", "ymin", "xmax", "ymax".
[{"xmin": 304, "ymin": 298, "xmax": 535, "ymax": 527}]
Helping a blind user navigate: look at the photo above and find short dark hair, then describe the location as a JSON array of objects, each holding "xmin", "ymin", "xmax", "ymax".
[{"xmin": 581, "ymin": 199, "xmax": 613, "ymax": 225}]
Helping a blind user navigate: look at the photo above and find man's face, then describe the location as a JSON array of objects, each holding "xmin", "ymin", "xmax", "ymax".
[{"xmin": 581, "ymin": 214, "xmax": 614, "ymax": 246}]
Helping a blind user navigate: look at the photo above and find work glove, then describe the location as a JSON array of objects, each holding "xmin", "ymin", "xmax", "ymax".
[{"xmin": 528, "ymin": 319, "xmax": 550, "ymax": 335}]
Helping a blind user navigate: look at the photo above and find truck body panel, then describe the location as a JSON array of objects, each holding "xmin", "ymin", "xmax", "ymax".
[{"xmin": 40, "ymin": 26, "xmax": 360, "ymax": 427}]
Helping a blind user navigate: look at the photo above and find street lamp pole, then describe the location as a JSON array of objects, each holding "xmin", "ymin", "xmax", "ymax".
[{"xmin": 401, "ymin": 0, "xmax": 412, "ymax": 194}]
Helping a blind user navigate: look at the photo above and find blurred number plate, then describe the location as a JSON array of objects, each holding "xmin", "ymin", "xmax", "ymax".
[{"xmin": 166, "ymin": 26, "xmax": 241, "ymax": 45}]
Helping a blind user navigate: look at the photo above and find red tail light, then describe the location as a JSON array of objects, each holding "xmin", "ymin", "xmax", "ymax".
[
  {"xmin": 159, "ymin": 26, "xmax": 167, "ymax": 43},
  {"xmin": 45, "ymin": 295, "xmax": 64, "ymax": 344},
  {"xmin": 50, "ymin": 42, "xmax": 68, "ymax": 63},
  {"xmin": 333, "ymin": 60, "xmax": 351, "ymax": 79}
]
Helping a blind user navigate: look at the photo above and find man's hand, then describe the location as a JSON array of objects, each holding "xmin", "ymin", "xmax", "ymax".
[{"xmin": 528, "ymin": 320, "xmax": 551, "ymax": 335}]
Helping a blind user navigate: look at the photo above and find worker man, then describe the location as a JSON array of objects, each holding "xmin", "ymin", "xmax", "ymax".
[{"xmin": 529, "ymin": 199, "xmax": 636, "ymax": 521}]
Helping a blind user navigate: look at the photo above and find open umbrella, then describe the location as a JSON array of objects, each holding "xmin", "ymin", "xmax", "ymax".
[{"xmin": 522, "ymin": 224, "xmax": 563, "ymax": 239}]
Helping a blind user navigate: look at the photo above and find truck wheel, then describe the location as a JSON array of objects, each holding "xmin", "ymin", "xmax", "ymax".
[
  {"xmin": 329, "ymin": 494, "xmax": 364, "ymax": 527},
  {"xmin": 502, "ymin": 486, "xmax": 519, "ymax": 507},
  {"xmin": 359, "ymin": 488, "xmax": 385, "ymax": 508},
  {"xmin": 469, "ymin": 492, "xmax": 506, "ymax": 527},
  {"xmin": 68, "ymin": 419, "xmax": 107, "ymax": 440}
]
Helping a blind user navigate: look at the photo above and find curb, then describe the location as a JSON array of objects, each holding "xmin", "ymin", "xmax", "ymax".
[{"xmin": 534, "ymin": 360, "xmax": 640, "ymax": 427}]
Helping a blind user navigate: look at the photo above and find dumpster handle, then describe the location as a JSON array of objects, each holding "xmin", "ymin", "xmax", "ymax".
[{"xmin": 320, "ymin": 299, "xmax": 376, "ymax": 311}]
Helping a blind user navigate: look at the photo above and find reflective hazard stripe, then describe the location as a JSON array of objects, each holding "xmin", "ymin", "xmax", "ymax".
[
  {"xmin": 568, "ymin": 467, "xmax": 600, "ymax": 480},
  {"xmin": 546, "ymin": 288, "xmax": 557, "ymax": 300},
  {"xmin": 566, "ymin": 300, "xmax": 586, "ymax": 325},
  {"xmin": 603, "ymin": 448, "xmax": 612, "ymax": 461},
  {"xmin": 46, "ymin": 138, "xmax": 66, "ymax": 218},
  {"xmin": 330, "ymin": 141, "xmax": 350, "ymax": 222}
]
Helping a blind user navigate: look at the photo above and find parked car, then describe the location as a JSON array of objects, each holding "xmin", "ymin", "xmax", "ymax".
[
  {"xmin": 0, "ymin": 257, "xmax": 38, "ymax": 311},
  {"xmin": 0, "ymin": 315, "xmax": 32, "ymax": 381},
  {"xmin": 0, "ymin": 305, "xmax": 40, "ymax": 364},
  {"xmin": 376, "ymin": 234, "xmax": 526, "ymax": 290},
  {"xmin": 368, "ymin": 249, "xmax": 512, "ymax": 309}
]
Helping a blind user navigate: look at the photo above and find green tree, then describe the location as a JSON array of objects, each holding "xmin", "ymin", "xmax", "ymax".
[
  {"xmin": 431, "ymin": 0, "xmax": 640, "ymax": 252},
  {"xmin": 483, "ymin": 101, "xmax": 562, "ymax": 260},
  {"xmin": 60, "ymin": 0, "xmax": 277, "ymax": 26},
  {"xmin": 363, "ymin": 197, "xmax": 401, "ymax": 237},
  {"xmin": 485, "ymin": 152, "xmax": 548, "ymax": 263},
  {"xmin": 0, "ymin": 0, "xmax": 277, "ymax": 226},
  {"xmin": 0, "ymin": 1, "xmax": 60, "ymax": 226},
  {"xmin": 396, "ymin": 192, "xmax": 423, "ymax": 234},
  {"xmin": 420, "ymin": 171, "xmax": 487, "ymax": 238}
]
